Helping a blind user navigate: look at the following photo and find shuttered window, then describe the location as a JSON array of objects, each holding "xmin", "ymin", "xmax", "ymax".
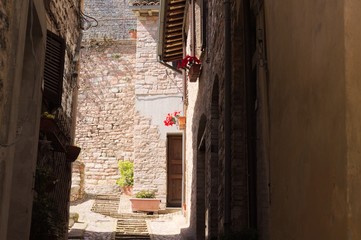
[{"xmin": 43, "ymin": 30, "xmax": 65, "ymax": 111}]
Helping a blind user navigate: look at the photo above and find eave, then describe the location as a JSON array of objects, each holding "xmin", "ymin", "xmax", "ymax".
[{"xmin": 129, "ymin": 5, "xmax": 160, "ymax": 17}]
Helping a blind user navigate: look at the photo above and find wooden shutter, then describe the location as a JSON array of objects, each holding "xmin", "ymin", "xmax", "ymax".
[{"xmin": 43, "ymin": 30, "xmax": 65, "ymax": 111}]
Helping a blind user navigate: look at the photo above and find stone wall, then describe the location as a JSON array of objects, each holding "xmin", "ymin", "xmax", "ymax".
[
  {"xmin": 134, "ymin": 15, "xmax": 181, "ymax": 95},
  {"xmin": 76, "ymin": 2, "xmax": 183, "ymax": 203},
  {"xmin": 70, "ymin": 161, "xmax": 85, "ymax": 201},
  {"xmin": 82, "ymin": 0, "xmax": 136, "ymax": 41},
  {"xmin": 76, "ymin": 41, "xmax": 136, "ymax": 194},
  {"xmin": 133, "ymin": 14, "xmax": 183, "ymax": 207},
  {"xmin": 0, "ymin": 1, "xmax": 12, "ymax": 238},
  {"xmin": 0, "ymin": 0, "xmax": 81, "ymax": 239},
  {"xmin": 0, "ymin": 1, "xmax": 9, "ymax": 132},
  {"xmin": 183, "ymin": 0, "xmax": 250, "ymax": 238},
  {"xmin": 46, "ymin": 0, "xmax": 83, "ymax": 135}
]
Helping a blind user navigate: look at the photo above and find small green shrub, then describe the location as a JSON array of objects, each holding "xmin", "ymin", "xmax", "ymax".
[
  {"xmin": 135, "ymin": 190, "xmax": 156, "ymax": 198},
  {"xmin": 116, "ymin": 160, "xmax": 134, "ymax": 187}
]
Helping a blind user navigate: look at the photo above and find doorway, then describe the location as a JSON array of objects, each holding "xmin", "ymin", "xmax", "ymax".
[{"xmin": 167, "ymin": 135, "xmax": 182, "ymax": 207}]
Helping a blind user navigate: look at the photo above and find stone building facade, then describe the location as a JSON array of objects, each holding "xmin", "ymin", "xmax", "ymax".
[
  {"xmin": 75, "ymin": 0, "xmax": 183, "ymax": 207},
  {"xmin": 0, "ymin": 0, "xmax": 81, "ymax": 239},
  {"xmin": 160, "ymin": 0, "xmax": 361, "ymax": 240}
]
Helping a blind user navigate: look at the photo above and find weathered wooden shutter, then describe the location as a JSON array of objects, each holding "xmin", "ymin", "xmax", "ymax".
[{"xmin": 43, "ymin": 30, "xmax": 65, "ymax": 111}]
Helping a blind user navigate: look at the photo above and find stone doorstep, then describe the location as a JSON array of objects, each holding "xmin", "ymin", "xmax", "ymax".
[{"xmin": 68, "ymin": 222, "xmax": 88, "ymax": 239}]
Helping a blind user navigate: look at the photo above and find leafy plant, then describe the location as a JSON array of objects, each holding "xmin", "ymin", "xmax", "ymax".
[
  {"xmin": 135, "ymin": 190, "xmax": 156, "ymax": 198},
  {"xmin": 116, "ymin": 160, "xmax": 134, "ymax": 187}
]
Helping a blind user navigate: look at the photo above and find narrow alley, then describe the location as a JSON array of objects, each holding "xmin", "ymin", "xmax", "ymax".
[{"xmin": 2, "ymin": 0, "xmax": 361, "ymax": 240}]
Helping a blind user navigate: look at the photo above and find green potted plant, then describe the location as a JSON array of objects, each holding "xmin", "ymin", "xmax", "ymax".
[
  {"xmin": 116, "ymin": 160, "xmax": 134, "ymax": 196},
  {"xmin": 130, "ymin": 190, "xmax": 161, "ymax": 213}
]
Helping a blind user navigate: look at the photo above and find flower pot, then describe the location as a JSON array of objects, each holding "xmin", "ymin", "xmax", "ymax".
[
  {"xmin": 129, "ymin": 30, "xmax": 137, "ymax": 39},
  {"xmin": 177, "ymin": 116, "xmax": 186, "ymax": 130},
  {"xmin": 121, "ymin": 186, "xmax": 133, "ymax": 196},
  {"xmin": 188, "ymin": 64, "xmax": 201, "ymax": 82},
  {"xmin": 66, "ymin": 146, "xmax": 81, "ymax": 162},
  {"xmin": 129, "ymin": 198, "xmax": 161, "ymax": 213}
]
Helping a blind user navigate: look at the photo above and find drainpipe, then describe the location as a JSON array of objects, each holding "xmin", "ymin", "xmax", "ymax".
[
  {"xmin": 191, "ymin": 0, "xmax": 195, "ymax": 55},
  {"xmin": 70, "ymin": 31, "xmax": 83, "ymax": 144},
  {"xmin": 224, "ymin": 0, "xmax": 232, "ymax": 235}
]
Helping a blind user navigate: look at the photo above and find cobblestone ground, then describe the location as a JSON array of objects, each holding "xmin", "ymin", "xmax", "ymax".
[
  {"xmin": 69, "ymin": 196, "xmax": 117, "ymax": 240},
  {"xmin": 69, "ymin": 194, "xmax": 188, "ymax": 240},
  {"xmin": 147, "ymin": 214, "xmax": 186, "ymax": 240}
]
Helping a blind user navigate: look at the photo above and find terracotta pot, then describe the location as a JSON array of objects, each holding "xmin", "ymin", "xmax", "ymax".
[
  {"xmin": 129, "ymin": 30, "xmax": 137, "ymax": 39},
  {"xmin": 129, "ymin": 198, "xmax": 161, "ymax": 213},
  {"xmin": 177, "ymin": 116, "xmax": 186, "ymax": 130},
  {"xmin": 121, "ymin": 186, "xmax": 133, "ymax": 196},
  {"xmin": 66, "ymin": 146, "xmax": 81, "ymax": 162},
  {"xmin": 188, "ymin": 64, "xmax": 201, "ymax": 82}
]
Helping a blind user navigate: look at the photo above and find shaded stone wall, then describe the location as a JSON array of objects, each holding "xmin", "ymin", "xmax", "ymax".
[
  {"xmin": 0, "ymin": 0, "xmax": 81, "ymax": 239},
  {"xmin": 34, "ymin": 0, "xmax": 82, "ymax": 239},
  {"xmin": 266, "ymin": 0, "xmax": 361, "ymax": 239},
  {"xmin": 184, "ymin": 0, "xmax": 249, "ymax": 238},
  {"xmin": 0, "ymin": 1, "xmax": 14, "ymax": 238}
]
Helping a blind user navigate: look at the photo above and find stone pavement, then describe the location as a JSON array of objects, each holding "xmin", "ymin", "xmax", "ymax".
[{"xmin": 68, "ymin": 194, "xmax": 188, "ymax": 240}]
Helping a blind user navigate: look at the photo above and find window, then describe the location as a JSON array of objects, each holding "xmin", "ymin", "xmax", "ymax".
[{"xmin": 43, "ymin": 30, "xmax": 65, "ymax": 111}]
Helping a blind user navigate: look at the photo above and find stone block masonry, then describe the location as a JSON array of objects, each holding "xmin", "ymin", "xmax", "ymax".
[
  {"xmin": 132, "ymin": 14, "xmax": 183, "ymax": 208},
  {"xmin": 134, "ymin": 16, "xmax": 182, "ymax": 95},
  {"xmin": 76, "ymin": 41, "xmax": 136, "ymax": 194},
  {"xmin": 76, "ymin": 1, "xmax": 183, "ymax": 208},
  {"xmin": 83, "ymin": 0, "xmax": 136, "ymax": 41}
]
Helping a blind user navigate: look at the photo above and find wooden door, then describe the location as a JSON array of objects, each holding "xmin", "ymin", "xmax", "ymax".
[{"xmin": 167, "ymin": 135, "xmax": 182, "ymax": 207}]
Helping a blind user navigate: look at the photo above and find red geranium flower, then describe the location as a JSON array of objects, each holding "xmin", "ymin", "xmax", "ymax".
[
  {"xmin": 164, "ymin": 111, "xmax": 181, "ymax": 126},
  {"xmin": 177, "ymin": 55, "xmax": 201, "ymax": 69}
]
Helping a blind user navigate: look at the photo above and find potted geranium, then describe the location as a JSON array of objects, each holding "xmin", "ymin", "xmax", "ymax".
[
  {"xmin": 129, "ymin": 190, "xmax": 161, "ymax": 213},
  {"xmin": 177, "ymin": 55, "xmax": 201, "ymax": 82},
  {"xmin": 116, "ymin": 160, "xmax": 134, "ymax": 196},
  {"xmin": 163, "ymin": 111, "xmax": 186, "ymax": 130}
]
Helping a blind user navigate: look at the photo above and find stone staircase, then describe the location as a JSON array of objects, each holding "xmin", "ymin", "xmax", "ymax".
[
  {"xmin": 90, "ymin": 194, "xmax": 156, "ymax": 239},
  {"xmin": 69, "ymin": 194, "xmax": 182, "ymax": 240},
  {"xmin": 115, "ymin": 218, "xmax": 150, "ymax": 240}
]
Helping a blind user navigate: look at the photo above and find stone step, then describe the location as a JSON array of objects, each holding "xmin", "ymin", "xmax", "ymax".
[{"xmin": 115, "ymin": 218, "xmax": 150, "ymax": 240}]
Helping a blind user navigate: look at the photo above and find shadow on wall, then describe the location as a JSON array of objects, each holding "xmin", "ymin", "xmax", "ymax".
[{"xmin": 138, "ymin": 16, "xmax": 158, "ymax": 41}]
